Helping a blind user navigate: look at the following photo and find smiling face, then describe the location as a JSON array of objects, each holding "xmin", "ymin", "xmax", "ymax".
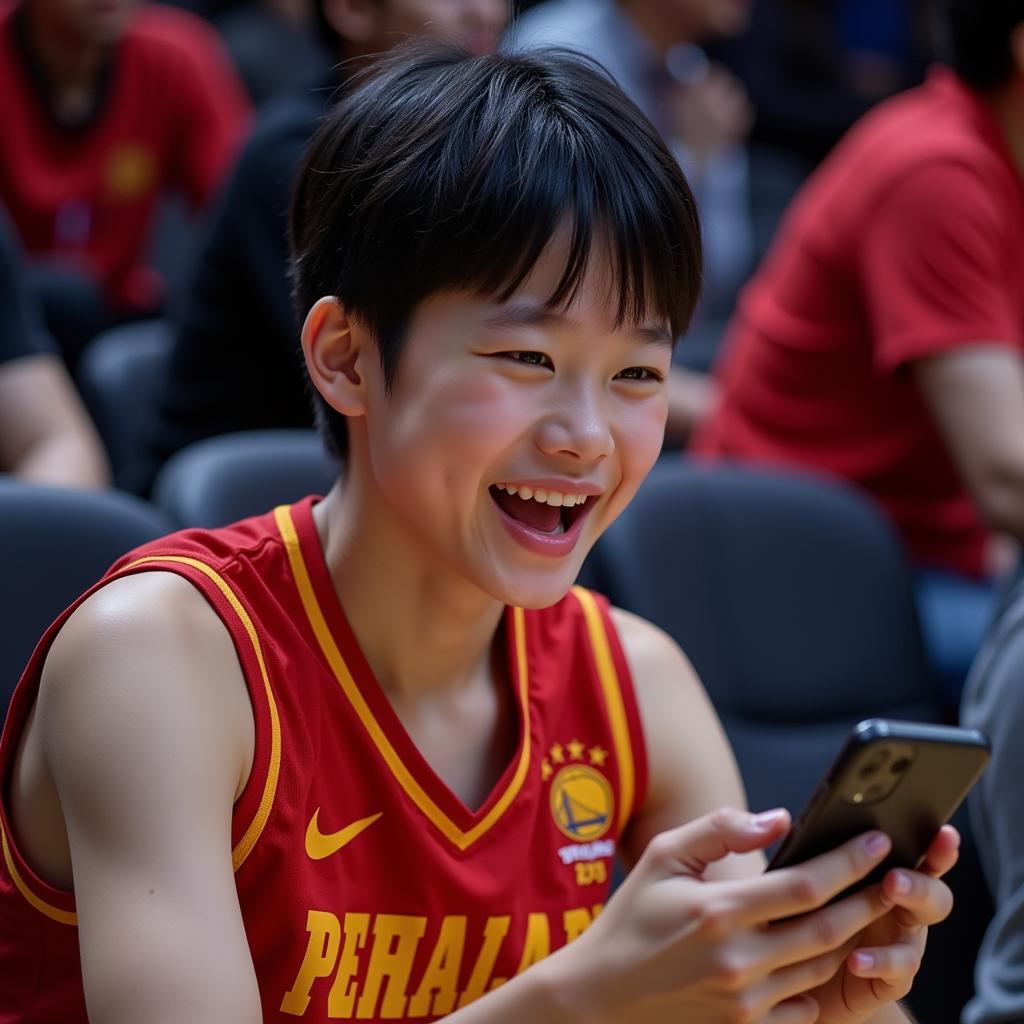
[{"xmin": 314, "ymin": 244, "xmax": 672, "ymax": 610}]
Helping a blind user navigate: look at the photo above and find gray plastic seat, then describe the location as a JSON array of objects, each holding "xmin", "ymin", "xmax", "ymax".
[
  {"xmin": 0, "ymin": 479, "xmax": 174, "ymax": 710},
  {"xmin": 76, "ymin": 319, "xmax": 174, "ymax": 492},
  {"xmin": 152, "ymin": 429, "xmax": 338, "ymax": 529}
]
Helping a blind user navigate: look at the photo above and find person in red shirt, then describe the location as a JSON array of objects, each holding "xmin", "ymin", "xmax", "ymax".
[
  {"xmin": 0, "ymin": 0, "xmax": 250, "ymax": 365},
  {"xmin": 0, "ymin": 46, "xmax": 954, "ymax": 1024},
  {"xmin": 693, "ymin": 0, "xmax": 1024, "ymax": 702}
]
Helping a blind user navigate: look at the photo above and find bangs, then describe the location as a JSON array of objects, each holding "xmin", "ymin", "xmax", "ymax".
[{"xmin": 291, "ymin": 44, "xmax": 702, "ymax": 418}]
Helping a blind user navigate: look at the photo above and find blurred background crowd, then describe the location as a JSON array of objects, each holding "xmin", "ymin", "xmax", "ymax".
[{"xmin": 2, "ymin": 0, "xmax": 1024, "ymax": 1021}]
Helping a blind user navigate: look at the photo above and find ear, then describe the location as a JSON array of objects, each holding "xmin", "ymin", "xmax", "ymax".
[
  {"xmin": 319, "ymin": 0, "xmax": 384, "ymax": 45},
  {"xmin": 301, "ymin": 296, "xmax": 370, "ymax": 418}
]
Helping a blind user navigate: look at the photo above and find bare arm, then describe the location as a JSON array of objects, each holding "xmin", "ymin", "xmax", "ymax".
[
  {"xmin": 33, "ymin": 573, "xmax": 259, "ymax": 1023},
  {"xmin": 912, "ymin": 346, "xmax": 1024, "ymax": 545},
  {"xmin": 665, "ymin": 367, "xmax": 719, "ymax": 448},
  {"xmin": 0, "ymin": 353, "xmax": 109, "ymax": 487}
]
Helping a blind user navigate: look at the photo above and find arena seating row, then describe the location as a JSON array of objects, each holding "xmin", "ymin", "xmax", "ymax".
[{"xmin": 0, "ymin": 447, "xmax": 992, "ymax": 1021}]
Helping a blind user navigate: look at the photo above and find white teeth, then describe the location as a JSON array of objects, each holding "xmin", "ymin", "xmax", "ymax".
[{"xmin": 495, "ymin": 483, "xmax": 592, "ymax": 508}]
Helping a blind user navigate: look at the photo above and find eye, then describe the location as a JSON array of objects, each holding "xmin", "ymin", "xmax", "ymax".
[
  {"xmin": 501, "ymin": 351, "xmax": 554, "ymax": 369},
  {"xmin": 616, "ymin": 366, "xmax": 666, "ymax": 383}
]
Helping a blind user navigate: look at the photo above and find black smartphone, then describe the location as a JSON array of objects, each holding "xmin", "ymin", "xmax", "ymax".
[{"xmin": 766, "ymin": 719, "xmax": 990, "ymax": 891}]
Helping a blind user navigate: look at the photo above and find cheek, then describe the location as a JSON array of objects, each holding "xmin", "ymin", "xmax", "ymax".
[
  {"xmin": 617, "ymin": 396, "xmax": 669, "ymax": 479},
  {"xmin": 369, "ymin": 373, "xmax": 529, "ymax": 496}
]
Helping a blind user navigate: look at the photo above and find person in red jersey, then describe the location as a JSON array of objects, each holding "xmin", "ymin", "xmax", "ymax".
[
  {"xmin": 693, "ymin": 0, "xmax": 1024, "ymax": 705},
  {"xmin": 0, "ymin": 0, "xmax": 250, "ymax": 364},
  {"xmin": 0, "ymin": 47, "xmax": 956, "ymax": 1024}
]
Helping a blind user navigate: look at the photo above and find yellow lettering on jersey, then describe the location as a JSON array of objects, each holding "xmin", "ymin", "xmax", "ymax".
[
  {"xmin": 563, "ymin": 903, "xmax": 604, "ymax": 942},
  {"xmin": 456, "ymin": 915, "xmax": 511, "ymax": 1008},
  {"xmin": 407, "ymin": 915, "xmax": 467, "ymax": 1017},
  {"xmin": 280, "ymin": 910, "xmax": 342, "ymax": 1016},
  {"xmin": 355, "ymin": 914, "xmax": 427, "ymax": 1019},
  {"xmin": 514, "ymin": 912, "xmax": 551, "ymax": 975},
  {"xmin": 327, "ymin": 913, "xmax": 371, "ymax": 1018}
]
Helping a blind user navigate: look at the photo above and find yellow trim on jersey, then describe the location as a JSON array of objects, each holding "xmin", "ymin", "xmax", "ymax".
[
  {"xmin": 1, "ymin": 820, "xmax": 77, "ymax": 926},
  {"xmin": 571, "ymin": 587, "xmax": 635, "ymax": 833},
  {"xmin": 122, "ymin": 555, "xmax": 281, "ymax": 871},
  {"xmin": 274, "ymin": 504, "xmax": 532, "ymax": 852}
]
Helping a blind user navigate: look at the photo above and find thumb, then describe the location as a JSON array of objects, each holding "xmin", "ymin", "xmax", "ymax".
[{"xmin": 648, "ymin": 807, "xmax": 790, "ymax": 877}]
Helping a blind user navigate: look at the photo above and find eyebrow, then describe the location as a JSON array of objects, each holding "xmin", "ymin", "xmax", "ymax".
[{"xmin": 483, "ymin": 301, "xmax": 674, "ymax": 348}]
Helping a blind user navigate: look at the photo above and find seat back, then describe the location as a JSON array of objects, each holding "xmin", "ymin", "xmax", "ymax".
[
  {"xmin": 588, "ymin": 459, "xmax": 941, "ymax": 811},
  {"xmin": 76, "ymin": 320, "xmax": 174, "ymax": 492},
  {"xmin": 0, "ymin": 480, "xmax": 174, "ymax": 710},
  {"xmin": 152, "ymin": 430, "xmax": 338, "ymax": 529}
]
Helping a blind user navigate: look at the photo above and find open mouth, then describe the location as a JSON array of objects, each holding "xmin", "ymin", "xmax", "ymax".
[{"xmin": 488, "ymin": 484, "xmax": 594, "ymax": 536}]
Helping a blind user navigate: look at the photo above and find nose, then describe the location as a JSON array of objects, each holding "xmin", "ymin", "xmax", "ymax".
[{"xmin": 534, "ymin": 383, "xmax": 614, "ymax": 465}]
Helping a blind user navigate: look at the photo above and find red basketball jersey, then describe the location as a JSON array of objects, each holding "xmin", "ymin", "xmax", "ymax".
[{"xmin": 0, "ymin": 497, "xmax": 647, "ymax": 1022}]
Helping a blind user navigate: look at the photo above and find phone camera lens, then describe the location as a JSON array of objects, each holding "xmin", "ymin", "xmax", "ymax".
[
  {"xmin": 859, "ymin": 761, "xmax": 881, "ymax": 779},
  {"xmin": 890, "ymin": 758, "xmax": 911, "ymax": 775}
]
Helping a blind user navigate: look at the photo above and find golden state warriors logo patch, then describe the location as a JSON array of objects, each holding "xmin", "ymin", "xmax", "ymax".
[{"xmin": 550, "ymin": 763, "xmax": 613, "ymax": 842}]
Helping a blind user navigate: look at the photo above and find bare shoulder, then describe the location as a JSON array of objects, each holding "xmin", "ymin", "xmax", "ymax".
[
  {"xmin": 608, "ymin": 607, "xmax": 754, "ymax": 875},
  {"xmin": 37, "ymin": 573, "xmax": 256, "ymax": 827},
  {"xmin": 38, "ymin": 569, "xmax": 253, "ymax": 788}
]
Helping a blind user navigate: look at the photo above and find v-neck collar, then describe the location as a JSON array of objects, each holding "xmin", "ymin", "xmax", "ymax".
[{"xmin": 274, "ymin": 498, "xmax": 534, "ymax": 852}]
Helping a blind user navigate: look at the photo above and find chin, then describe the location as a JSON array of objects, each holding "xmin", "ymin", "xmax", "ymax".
[{"xmin": 482, "ymin": 565, "xmax": 584, "ymax": 611}]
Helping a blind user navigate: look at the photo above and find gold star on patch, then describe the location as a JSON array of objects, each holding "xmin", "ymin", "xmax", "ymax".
[
  {"xmin": 541, "ymin": 759, "xmax": 553, "ymax": 781},
  {"xmin": 567, "ymin": 739, "xmax": 585, "ymax": 761},
  {"xmin": 589, "ymin": 746, "xmax": 609, "ymax": 767},
  {"xmin": 549, "ymin": 743, "xmax": 565, "ymax": 764}
]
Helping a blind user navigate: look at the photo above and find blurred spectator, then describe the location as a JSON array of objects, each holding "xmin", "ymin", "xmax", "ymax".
[
  {"xmin": 0, "ymin": 0, "xmax": 250, "ymax": 367},
  {"xmin": 0, "ymin": 207, "xmax": 109, "ymax": 488},
  {"xmin": 724, "ymin": 0, "xmax": 931, "ymax": 171},
  {"xmin": 961, "ymin": 568, "xmax": 1024, "ymax": 1024},
  {"xmin": 140, "ymin": 0, "xmax": 507, "ymax": 494},
  {"xmin": 217, "ymin": 0, "xmax": 329, "ymax": 106},
  {"xmin": 512, "ymin": 0, "xmax": 755, "ymax": 321},
  {"xmin": 693, "ymin": 0, "xmax": 1024, "ymax": 705}
]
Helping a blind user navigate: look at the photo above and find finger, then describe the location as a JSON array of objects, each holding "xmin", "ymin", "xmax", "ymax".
[
  {"xmin": 644, "ymin": 807, "xmax": 792, "ymax": 877},
  {"xmin": 881, "ymin": 869, "xmax": 953, "ymax": 930},
  {"xmin": 759, "ymin": 946, "xmax": 849, "ymax": 1007},
  {"xmin": 919, "ymin": 825, "xmax": 960, "ymax": 878},
  {"xmin": 760, "ymin": 883, "xmax": 891, "ymax": 967},
  {"xmin": 726, "ymin": 831, "xmax": 892, "ymax": 924},
  {"xmin": 764, "ymin": 994, "xmax": 821, "ymax": 1024},
  {"xmin": 848, "ymin": 942, "xmax": 923, "ymax": 990}
]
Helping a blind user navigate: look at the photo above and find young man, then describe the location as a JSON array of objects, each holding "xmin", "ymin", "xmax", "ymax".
[
  {"xmin": 693, "ymin": 0, "xmax": 1024, "ymax": 702},
  {"xmin": 0, "ymin": 48, "xmax": 955, "ymax": 1023},
  {"xmin": 141, "ymin": 0, "xmax": 507, "ymax": 494},
  {"xmin": 0, "ymin": 0, "xmax": 250, "ymax": 364}
]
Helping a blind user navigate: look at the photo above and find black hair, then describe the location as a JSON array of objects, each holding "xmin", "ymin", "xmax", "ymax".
[
  {"xmin": 290, "ymin": 45, "xmax": 703, "ymax": 457},
  {"xmin": 944, "ymin": 0, "xmax": 1024, "ymax": 89}
]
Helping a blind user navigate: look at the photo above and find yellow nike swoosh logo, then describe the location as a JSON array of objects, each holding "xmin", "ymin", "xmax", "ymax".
[{"xmin": 305, "ymin": 809, "xmax": 382, "ymax": 860}]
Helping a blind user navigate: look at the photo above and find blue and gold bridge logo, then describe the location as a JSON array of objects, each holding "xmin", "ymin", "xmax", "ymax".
[{"xmin": 549, "ymin": 764, "xmax": 613, "ymax": 842}]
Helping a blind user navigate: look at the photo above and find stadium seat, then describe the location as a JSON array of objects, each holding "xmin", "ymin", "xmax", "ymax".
[
  {"xmin": 584, "ymin": 458, "xmax": 988, "ymax": 1023},
  {"xmin": 151, "ymin": 430, "xmax": 338, "ymax": 529},
  {"xmin": 0, "ymin": 479, "xmax": 174, "ymax": 710},
  {"xmin": 76, "ymin": 319, "xmax": 174, "ymax": 492}
]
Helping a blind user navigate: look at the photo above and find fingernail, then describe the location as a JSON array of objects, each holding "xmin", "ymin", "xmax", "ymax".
[
  {"xmin": 892, "ymin": 871, "xmax": 912, "ymax": 895},
  {"xmin": 753, "ymin": 809, "xmax": 786, "ymax": 829},
  {"xmin": 864, "ymin": 832, "xmax": 890, "ymax": 856},
  {"xmin": 852, "ymin": 952, "xmax": 875, "ymax": 972}
]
